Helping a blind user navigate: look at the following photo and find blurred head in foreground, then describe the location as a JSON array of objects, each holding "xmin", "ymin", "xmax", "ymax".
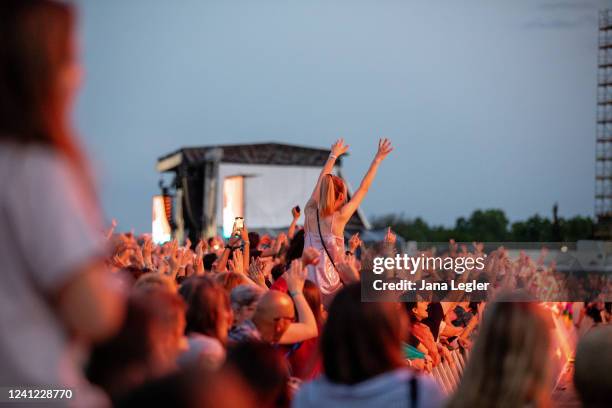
[
  {"xmin": 574, "ymin": 325, "xmax": 612, "ymax": 408},
  {"xmin": 448, "ymin": 298, "xmax": 552, "ymax": 408},
  {"xmin": 322, "ymin": 283, "xmax": 407, "ymax": 385},
  {"xmin": 225, "ymin": 341, "xmax": 289, "ymax": 408},
  {"xmin": 87, "ymin": 289, "xmax": 186, "ymax": 400}
]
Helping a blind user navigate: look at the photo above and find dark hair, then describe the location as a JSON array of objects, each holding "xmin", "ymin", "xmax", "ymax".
[
  {"xmin": 285, "ymin": 229, "xmax": 305, "ymax": 266},
  {"xmin": 225, "ymin": 342, "xmax": 289, "ymax": 408},
  {"xmin": 0, "ymin": 1, "xmax": 91, "ymax": 191},
  {"xmin": 271, "ymin": 264, "xmax": 285, "ymax": 282},
  {"xmin": 179, "ymin": 276, "xmax": 229, "ymax": 342},
  {"xmin": 248, "ymin": 231, "xmax": 260, "ymax": 249},
  {"xmin": 203, "ymin": 253, "xmax": 217, "ymax": 270},
  {"xmin": 403, "ymin": 302, "xmax": 419, "ymax": 323},
  {"xmin": 322, "ymin": 283, "xmax": 405, "ymax": 385}
]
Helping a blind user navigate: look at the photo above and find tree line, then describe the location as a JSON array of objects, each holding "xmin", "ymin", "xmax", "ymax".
[{"xmin": 372, "ymin": 209, "xmax": 594, "ymax": 242}]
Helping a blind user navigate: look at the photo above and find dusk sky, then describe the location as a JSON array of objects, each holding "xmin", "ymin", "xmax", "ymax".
[{"xmin": 74, "ymin": 0, "xmax": 611, "ymax": 233}]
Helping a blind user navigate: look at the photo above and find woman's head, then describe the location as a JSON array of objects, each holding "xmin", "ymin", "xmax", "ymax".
[
  {"xmin": 448, "ymin": 300, "xmax": 552, "ymax": 408},
  {"xmin": 321, "ymin": 283, "xmax": 406, "ymax": 385},
  {"xmin": 403, "ymin": 301, "xmax": 429, "ymax": 323},
  {"xmin": 318, "ymin": 174, "xmax": 347, "ymax": 217},
  {"xmin": 230, "ymin": 284, "xmax": 264, "ymax": 326},
  {"xmin": 179, "ymin": 277, "xmax": 233, "ymax": 345},
  {"xmin": 0, "ymin": 1, "xmax": 82, "ymax": 152}
]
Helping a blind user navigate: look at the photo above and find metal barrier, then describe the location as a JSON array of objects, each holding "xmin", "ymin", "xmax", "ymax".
[{"xmin": 420, "ymin": 306, "xmax": 584, "ymax": 395}]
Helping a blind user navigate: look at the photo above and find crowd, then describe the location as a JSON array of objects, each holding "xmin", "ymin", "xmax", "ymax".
[{"xmin": 1, "ymin": 2, "xmax": 611, "ymax": 407}]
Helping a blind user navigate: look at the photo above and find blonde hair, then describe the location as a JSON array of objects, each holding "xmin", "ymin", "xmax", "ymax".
[
  {"xmin": 318, "ymin": 174, "xmax": 347, "ymax": 217},
  {"xmin": 447, "ymin": 300, "xmax": 552, "ymax": 408}
]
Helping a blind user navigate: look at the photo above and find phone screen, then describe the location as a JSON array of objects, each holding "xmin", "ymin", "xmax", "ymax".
[{"xmin": 233, "ymin": 217, "xmax": 244, "ymax": 235}]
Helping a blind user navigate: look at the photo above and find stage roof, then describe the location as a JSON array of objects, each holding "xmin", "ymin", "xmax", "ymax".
[{"xmin": 156, "ymin": 142, "xmax": 344, "ymax": 172}]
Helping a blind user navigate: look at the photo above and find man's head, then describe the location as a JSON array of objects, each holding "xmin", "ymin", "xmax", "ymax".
[
  {"xmin": 574, "ymin": 325, "xmax": 612, "ymax": 408},
  {"xmin": 251, "ymin": 291, "xmax": 295, "ymax": 344}
]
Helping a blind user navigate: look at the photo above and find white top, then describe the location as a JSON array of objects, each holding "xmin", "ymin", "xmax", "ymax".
[
  {"xmin": 0, "ymin": 143, "xmax": 107, "ymax": 405},
  {"xmin": 293, "ymin": 368, "xmax": 444, "ymax": 408},
  {"xmin": 303, "ymin": 199, "xmax": 345, "ymax": 306}
]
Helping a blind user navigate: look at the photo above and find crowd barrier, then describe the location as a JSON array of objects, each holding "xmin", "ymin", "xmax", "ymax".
[{"xmin": 424, "ymin": 304, "xmax": 594, "ymax": 395}]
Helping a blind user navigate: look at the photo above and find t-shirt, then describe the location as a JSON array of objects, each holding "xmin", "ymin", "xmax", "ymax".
[{"xmin": 0, "ymin": 143, "xmax": 107, "ymax": 403}]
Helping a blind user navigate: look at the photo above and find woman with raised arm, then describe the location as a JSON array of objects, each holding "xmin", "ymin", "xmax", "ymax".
[{"xmin": 303, "ymin": 138, "xmax": 393, "ymax": 306}]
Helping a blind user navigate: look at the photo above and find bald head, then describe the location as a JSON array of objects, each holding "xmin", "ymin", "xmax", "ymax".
[
  {"xmin": 574, "ymin": 325, "xmax": 612, "ymax": 408},
  {"xmin": 252, "ymin": 290, "xmax": 295, "ymax": 344}
]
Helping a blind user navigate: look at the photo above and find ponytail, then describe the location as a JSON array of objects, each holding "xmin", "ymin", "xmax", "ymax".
[{"xmin": 319, "ymin": 174, "xmax": 346, "ymax": 217}]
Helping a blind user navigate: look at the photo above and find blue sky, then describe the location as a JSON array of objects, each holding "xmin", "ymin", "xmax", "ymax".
[{"xmin": 74, "ymin": 0, "xmax": 611, "ymax": 232}]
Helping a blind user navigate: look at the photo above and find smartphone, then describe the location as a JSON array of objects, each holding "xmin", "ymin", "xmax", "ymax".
[
  {"xmin": 232, "ymin": 217, "xmax": 244, "ymax": 236},
  {"xmin": 293, "ymin": 205, "xmax": 301, "ymax": 214}
]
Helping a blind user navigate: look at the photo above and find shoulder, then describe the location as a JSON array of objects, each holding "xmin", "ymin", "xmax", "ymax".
[{"xmin": 229, "ymin": 320, "xmax": 261, "ymax": 343}]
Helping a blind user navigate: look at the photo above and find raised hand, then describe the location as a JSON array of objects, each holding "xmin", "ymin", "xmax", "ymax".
[
  {"xmin": 301, "ymin": 247, "xmax": 320, "ymax": 267},
  {"xmin": 142, "ymin": 237, "xmax": 154, "ymax": 269},
  {"xmin": 195, "ymin": 239, "xmax": 205, "ymax": 258},
  {"xmin": 330, "ymin": 138, "xmax": 349, "ymax": 158},
  {"xmin": 374, "ymin": 138, "xmax": 393, "ymax": 162},
  {"xmin": 248, "ymin": 259, "xmax": 267, "ymax": 287},
  {"xmin": 285, "ymin": 259, "xmax": 308, "ymax": 294},
  {"xmin": 349, "ymin": 232, "xmax": 361, "ymax": 253},
  {"xmin": 229, "ymin": 249, "xmax": 245, "ymax": 274},
  {"xmin": 259, "ymin": 257, "xmax": 275, "ymax": 281},
  {"xmin": 194, "ymin": 240, "xmax": 205, "ymax": 275},
  {"xmin": 130, "ymin": 245, "xmax": 145, "ymax": 269},
  {"xmin": 384, "ymin": 227, "xmax": 396, "ymax": 245},
  {"xmin": 291, "ymin": 206, "xmax": 301, "ymax": 220}
]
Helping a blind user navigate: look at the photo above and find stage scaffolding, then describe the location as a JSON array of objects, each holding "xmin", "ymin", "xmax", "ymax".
[{"xmin": 596, "ymin": 10, "xmax": 612, "ymax": 237}]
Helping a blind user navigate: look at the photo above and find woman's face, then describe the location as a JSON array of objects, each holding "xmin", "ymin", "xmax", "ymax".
[
  {"xmin": 232, "ymin": 302, "xmax": 257, "ymax": 326},
  {"xmin": 217, "ymin": 303, "xmax": 233, "ymax": 344},
  {"xmin": 412, "ymin": 302, "xmax": 429, "ymax": 321},
  {"xmin": 58, "ymin": 34, "xmax": 83, "ymax": 113}
]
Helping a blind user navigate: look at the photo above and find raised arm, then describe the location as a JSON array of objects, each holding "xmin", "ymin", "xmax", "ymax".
[
  {"xmin": 287, "ymin": 206, "xmax": 300, "ymax": 239},
  {"xmin": 309, "ymin": 139, "xmax": 349, "ymax": 202},
  {"xmin": 279, "ymin": 259, "xmax": 318, "ymax": 344},
  {"xmin": 339, "ymin": 138, "xmax": 392, "ymax": 219}
]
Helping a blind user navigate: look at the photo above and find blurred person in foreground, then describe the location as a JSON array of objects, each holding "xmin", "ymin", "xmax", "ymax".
[
  {"xmin": 447, "ymin": 298, "xmax": 553, "ymax": 408},
  {"xmin": 573, "ymin": 325, "xmax": 612, "ymax": 408},
  {"xmin": 0, "ymin": 0, "xmax": 124, "ymax": 404},
  {"xmin": 86, "ymin": 289, "xmax": 186, "ymax": 402},
  {"xmin": 293, "ymin": 283, "xmax": 443, "ymax": 408}
]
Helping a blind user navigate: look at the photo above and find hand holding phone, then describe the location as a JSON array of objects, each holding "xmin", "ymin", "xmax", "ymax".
[
  {"xmin": 232, "ymin": 217, "xmax": 244, "ymax": 237},
  {"xmin": 292, "ymin": 205, "xmax": 301, "ymax": 219}
]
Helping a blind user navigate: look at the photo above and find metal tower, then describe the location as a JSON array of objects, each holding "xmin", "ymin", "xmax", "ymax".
[{"xmin": 596, "ymin": 10, "xmax": 612, "ymax": 236}]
